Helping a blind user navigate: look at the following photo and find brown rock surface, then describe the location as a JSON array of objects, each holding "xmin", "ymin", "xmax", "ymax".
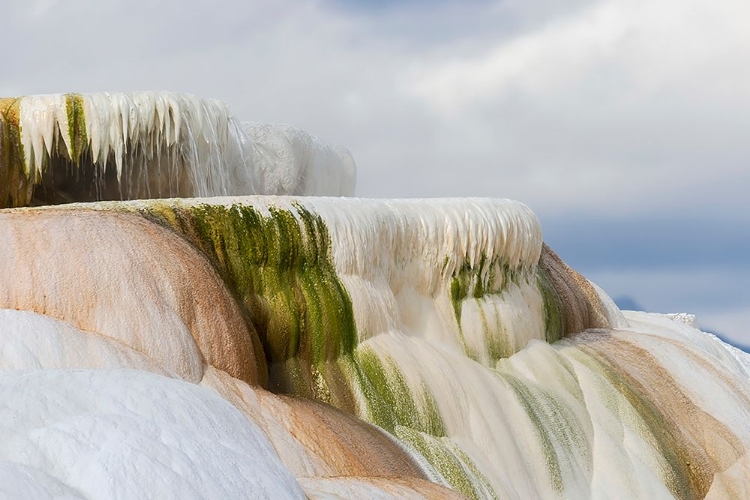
[{"xmin": 0, "ymin": 208, "xmax": 265, "ymax": 385}]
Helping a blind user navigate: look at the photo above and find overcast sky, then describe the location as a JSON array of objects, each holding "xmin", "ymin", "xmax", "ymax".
[{"xmin": 4, "ymin": 0, "xmax": 749, "ymax": 346}]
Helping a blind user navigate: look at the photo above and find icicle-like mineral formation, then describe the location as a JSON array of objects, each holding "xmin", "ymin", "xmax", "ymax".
[
  {"xmin": 10, "ymin": 197, "xmax": 743, "ymax": 500},
  {"xmin": 0, "ymin": 92, "xmax": 355, "ymax": 207},
  {"xmin": 2, "ymin": 91, "xmax": 750, "ymax": 500}
]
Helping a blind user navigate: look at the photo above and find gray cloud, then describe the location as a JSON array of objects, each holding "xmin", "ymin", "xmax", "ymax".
[{"xmin": 4, "ymin": 0, "xmax": 748, "ymax": 341}]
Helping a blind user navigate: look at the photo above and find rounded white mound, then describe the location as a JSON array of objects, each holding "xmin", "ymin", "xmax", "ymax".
[
  {"xmin": 243, "ymin": 122, "xmax": 357, "ymax": 196},
  {"xmin": 0, "ymin": 369, "xmax": 304, "ymax": 500}
]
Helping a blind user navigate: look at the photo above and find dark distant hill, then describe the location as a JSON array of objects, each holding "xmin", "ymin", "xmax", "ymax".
[
  {"xmin": 613, "ymin": 296, "xmax": 644, "ymax": 312},
  {"xmin": 613, "ymin": 296, "xmax": 749, "ymax": 353},
  {"xmin": 700, "ymin": 327, "xmax": 750, "ymax": 354}
]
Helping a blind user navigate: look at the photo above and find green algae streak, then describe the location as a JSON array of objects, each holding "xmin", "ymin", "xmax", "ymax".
[
  {"xmin": 65, "ymin": 94, "xmax": 87, "ymax": 162},
  {"xmin": 356, "ymin": 346, "xmax": 445, "ymax": 437},
  {"xmin": 0, "ymin": 93, "xmax": 90, "ymax": 208},
  {"xmin": 449, "ymin": 254, "xmax": 536, "ymax": 361},
  {"xmin": 395, "ymin": 427, "xmax": 499, "ymax": 500},
  {"xmin": 497, "ymin": 372, "xmax": 591, "ymax": 495},
  {"xmin": 140, "ymin": 201, "xmax": 357, "ymax": 398},
  {"xmin": 566, "ymin": 346, "xmax": 702, "ymax": 500},
  {"xmin": 0, "ymin": 98, "xmax": 32, "ymax": 207},
  {"xmin": 537, "ymin": 265, "xmax": 565, "ymax": 344},
  {"xmin": 138, "ymin": 200, "xmax": 502, "ymax": 499},
  {"xmin": 354, "ymin": 346, "xmax": 500, "ymax": 499}
]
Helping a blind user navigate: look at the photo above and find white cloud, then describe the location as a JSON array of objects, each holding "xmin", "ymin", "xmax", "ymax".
[
  {"xmin": 5, "ymin": 0, "xmax": 749, "ymax": 216},
  {"xmin": 405, "ymin": 0, "xmax": 750, "ymax": 115},
  {"xmin": 394, "ymin": 0, "xmax": 750, "ymax": 214},
  {"xmin": 403, "ymin": 2, "xmax": 630, "ymax": 116},
  {"xmin": 4, "ymin": 0, "xmax": 749, "ymax": 340}
]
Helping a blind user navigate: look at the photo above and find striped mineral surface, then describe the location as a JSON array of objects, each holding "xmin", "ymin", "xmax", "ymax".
[
  {"xmin": 2, "ymin": 196, "xmax": 747, "ymax": 499},
  {"xmin": 2, "ymin": 90, "xmax": 749, "ymax": 500}
]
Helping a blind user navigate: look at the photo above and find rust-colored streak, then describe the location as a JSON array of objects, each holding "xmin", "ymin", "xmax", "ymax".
[
  {"xmin": 265, "ymin": 392, "xmax": 429, "ymax": 479},
  {"xmin": 572, "ymin": 330, "xmax": 745, "ymax": 498},
  {"xmin": 0, "ymin": 208, "xmax": 267, "ymax": 386},
  {"xmin": 539, "ymin": 243, "xmax": 609, "ymax": 336}
]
